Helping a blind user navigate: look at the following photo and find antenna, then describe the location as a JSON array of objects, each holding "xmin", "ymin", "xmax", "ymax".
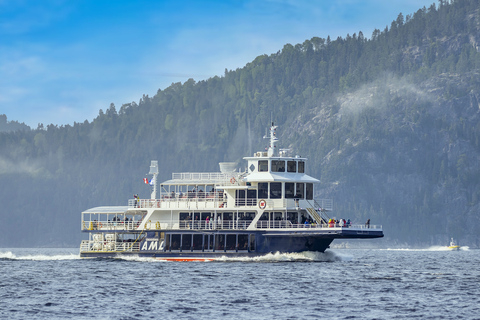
[
  {"xmin": 265, "ymin": 122, "xmax": 278, "ymax": 157},
  {"xmin": 149, "ymin": 161, "xmax": 158, "ymax": 199}
]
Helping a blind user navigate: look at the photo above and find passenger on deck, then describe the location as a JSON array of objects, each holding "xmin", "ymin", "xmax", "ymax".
[
  {"xmin": 206, "ymin": 216, "xmax": 210, "ymax": 229},
  {"xmin": 347, "ymin": 219, "xmax": 351, "ymax": 227},
  {"xmin": 339, "ymin": 219, "xmax": 345, "ymax": 227},
  {"xmin": 328, "ymin": 219, "xmax": 334, "ymax": 228},
  {"xmin": 365, "ymin": 219, "xmax": 370, "ymax": 228}
]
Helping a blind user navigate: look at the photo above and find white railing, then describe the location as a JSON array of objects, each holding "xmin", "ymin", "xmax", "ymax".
[
  {"xmin": 80, "ymin": 240, "xmax": 140, "ymax": 253},
  {"xmin": 82, "ymin": 221, "xmax": 141, "ymax": 231},
  {"xmin": 82, "ymin": 217, "xmax": 381, "ymax": 232},
  {"xmin": 128, "ymin": 194, "xmax": 227, "ymax": 209},
  {"xmin": 171, "ymin": 172, "xmax": 234, "ymax": 182}
]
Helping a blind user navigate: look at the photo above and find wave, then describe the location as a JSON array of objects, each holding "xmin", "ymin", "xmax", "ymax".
[{"xmin": 0, "ymin": 251, "xmax": 80, "ymax": 260}]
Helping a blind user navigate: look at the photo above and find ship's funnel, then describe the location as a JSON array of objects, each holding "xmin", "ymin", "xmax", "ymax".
[{"xmin": 219, "ymin": 162, "xmax": 236, "ymax": 173}]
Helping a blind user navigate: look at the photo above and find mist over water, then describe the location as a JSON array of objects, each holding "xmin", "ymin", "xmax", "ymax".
[{"xmin": 1, "ymin": 248, "xmax": 478, "ymax": 319}]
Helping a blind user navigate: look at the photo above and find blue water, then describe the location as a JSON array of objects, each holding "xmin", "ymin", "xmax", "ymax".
[{"xmin": 0, "ymin": 247, "xmax": 478, "ymax": 319}]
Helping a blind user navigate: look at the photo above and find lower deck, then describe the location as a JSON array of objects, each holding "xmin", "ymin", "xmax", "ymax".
[{"xmin": 79, "ymin": 226, "xmax": 383, "ymax": 258}]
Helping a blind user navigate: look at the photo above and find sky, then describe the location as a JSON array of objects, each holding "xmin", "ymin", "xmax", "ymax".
[{"xmin": 1, "ymin": 0, "xmax": 437, "ymax": 128}]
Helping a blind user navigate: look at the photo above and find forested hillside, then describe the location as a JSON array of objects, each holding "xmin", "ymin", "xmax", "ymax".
[{"xmin": 1, "ymin": 0, "xmax": 479, "ymax": 247}]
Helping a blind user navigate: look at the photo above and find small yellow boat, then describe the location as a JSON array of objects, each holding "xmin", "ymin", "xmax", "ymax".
[{"xmin": 448, "ymin": 238, "xmax": 460, "ymax": 250}]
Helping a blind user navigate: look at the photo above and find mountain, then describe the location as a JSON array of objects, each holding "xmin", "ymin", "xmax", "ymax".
[{"xmin": 0, "ymin": 0, "xmax": 479, "ymax": 248}]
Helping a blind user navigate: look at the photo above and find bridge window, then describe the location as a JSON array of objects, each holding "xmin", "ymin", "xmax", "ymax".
[
  {"xmin": 298, "ymin": 161, "xmax": 305, "ymax": 173},
  {"xmin": 258, "ymin": 160, "xmax": 268, "ymax": 172},
  {"xmin": 271, "ymin": 160, "xmax": 285, "ymax": 172},
  {"xmin": 287, "ymin": 161, "xmax": 296, "ymax": 172}
]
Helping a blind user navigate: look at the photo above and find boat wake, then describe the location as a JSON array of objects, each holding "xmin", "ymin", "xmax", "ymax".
[
  {"xmin": 0, "ymin": 251, "xmax": 80, "ymax": 261},
  {"xmin": 76, "ymin": 251, "xmax": 350, "ymax": 263},
  {"xmin": 215, "ymin": 250, "xmax": 350, "ymax": 262}
]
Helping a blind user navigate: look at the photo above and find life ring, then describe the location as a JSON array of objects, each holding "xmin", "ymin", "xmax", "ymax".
[
  {"xmin": 155, "ymin": 221, "xmax": 161, "ymax": 229},
  {"xmin": 230, "ymin": 177, "xmax": 236, "ymax": 184},
  {"xmin": 258, "ymin": 199, "xmax": 267, "ymax": 210}
]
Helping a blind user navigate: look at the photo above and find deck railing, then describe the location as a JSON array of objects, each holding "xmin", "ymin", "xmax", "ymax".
[
  {"xmin": 82, "ymin": 219, "xmax": 382, "ymax": 232},
  {"xmin": 80, "ymin": 240, "xmax": 140, "ymax": 252}
]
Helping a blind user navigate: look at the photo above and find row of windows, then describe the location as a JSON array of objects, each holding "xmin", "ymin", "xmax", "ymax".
[
  {"xmin": 164, "ymin": 233, "xmax": 256, "ymax": 252},
  {"xmin": 258, "ymin": 160, "xmax": 305, "ymax": 173},
  {"xmin": 257, "ymin": 182, "xmax": 313, "ymax": 200}
]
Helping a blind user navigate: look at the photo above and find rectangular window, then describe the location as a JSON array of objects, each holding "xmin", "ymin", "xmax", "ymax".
[
  {"xmin": 226, "ymin": 234, "xmax": 236, "ymax": 250},
  {"xmin": 271, "ymin": 160, "xmax": 285, "ymax": 172},
  {"xmin": 181, "ymin": 234, "xmax": 192, "ymax": 251},
  {"xmin": 270, "ymin": 182, "xmax": 282, "ymax": 199},
  {"xmin": 296, "ymin": 183, "xmax": 305, "ymax": 199},
  {"xmin": 306, "ymin": 183, "xmax": 313, "ymax": 200},
  {"xmin": 192, "ymin": 234, "xmax": 203, "ymax": 251},
  {"xmin": 171, "ymin": 234, "xmax": 181, "ymax": 250},
  {"xmin": 285, "ymin": 182, "xmax": 295, "ymax": 198},
  {"xmin": 258, "ymin": 160, "xmax": 268, "ymax": 172},
  {"xmin": 298, "ymin": 161, "xmax": 305, "ymax": 173},
  {"xmin": 258, "ymin": 183, "xmax": 268, "ymax": 199},
  {"xmin": 238, "ymin": 234, "xmax": 248, "ymax": 250},
  {"xmin": 287, "ymin": 161, "xmax": 296, "ymax": 172}
]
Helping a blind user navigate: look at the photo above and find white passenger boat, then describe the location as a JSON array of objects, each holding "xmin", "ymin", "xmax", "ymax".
[{"xmin": 80, "ymin": 123, "xmax": 383, "ymax": 260}]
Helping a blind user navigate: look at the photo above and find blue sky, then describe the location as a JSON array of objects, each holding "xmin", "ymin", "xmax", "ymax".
[{"xmin": 1, "ymin": 0, "xmax": 436, "ymax": 128}]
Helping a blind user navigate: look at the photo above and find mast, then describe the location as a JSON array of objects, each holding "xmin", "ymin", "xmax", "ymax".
[
  {"xmin": 266, "ymin": 122, "xmax": 278, "ymax": 157},
  {"xmin": 149, "ymin": 160, "xmax": 158, "ymax": 199}
]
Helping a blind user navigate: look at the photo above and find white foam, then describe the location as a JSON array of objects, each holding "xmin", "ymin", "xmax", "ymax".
[
  {"xmin": 215, "ymin": 251, "xmax": 347, "ymax": 262},
  {"xmin": 0, "ymin": 251, "xmax": 80, "ymax": 260}
]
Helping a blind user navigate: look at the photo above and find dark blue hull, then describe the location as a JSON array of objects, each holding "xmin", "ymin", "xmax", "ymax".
[{"xmin": 80, "ymin": 228, "xmax": 383, "ymax": 259}]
